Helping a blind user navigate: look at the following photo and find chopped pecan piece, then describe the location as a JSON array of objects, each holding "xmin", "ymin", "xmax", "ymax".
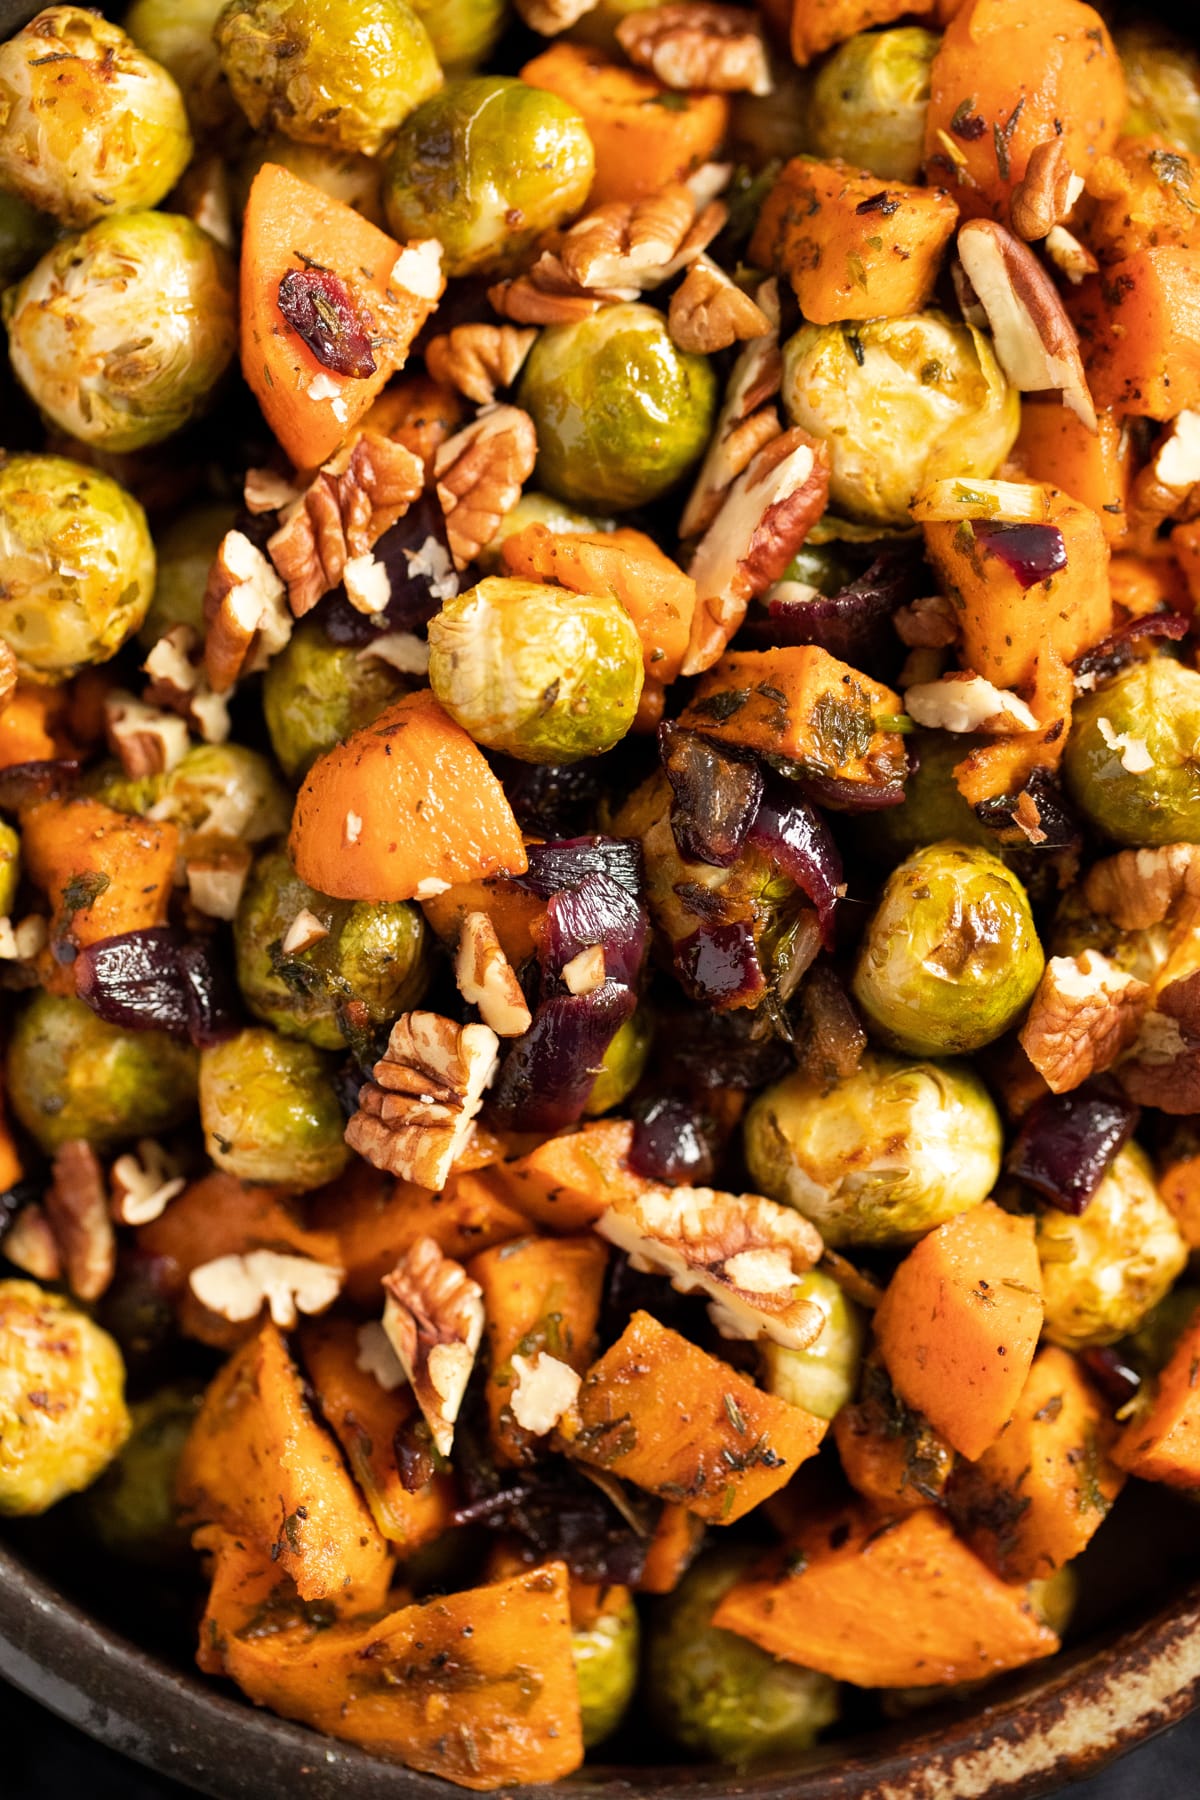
[
  {"xmin": 143, "ymin": 624, "xmax": 231, "ymax": 744},
  {"xmin": 267, "ymin": 430, "xmax": 424, "ymax": 618},
  {"xmin": 560, "ymin": 185, "xmax": 725, "ymax": 293},
  {"xmin": 382, "ymin": 1237, "xmax": 485, "ymax": 1456},
  {"xmin": 597, "ymin": 1185, "xmax": 825, "ymax": 1348},
  {"xmin": 425, "ymin": 324, "xmax": 539, "ymax": 407},
  {"xmin": 669, "ymin": 255, "xmax": 771, "ymax": 353},
  {"xmin": 0, "ymin": 640, "xmax": 16, "ymax": 713},
  {"xmin": 1126, "ymin": 411, "xmax": 1200, "ymax": 551},
  {"xmin": 1119, "ymin": 1010, "xmax": 1200, "ymax": 1115},
  {"xmin": 1, "ymin": 1205, "xmax": 62, "ymax": 1282},
  {"xmin": 184, "ymin": 839, "xmax": 253, "ymax": 922},
  {"xmin": 1043, "ymin": 224, "xmax": 1098, "ymax": 285},
  {"xmin": 509, "ymin": 1352, "xmax": 582, "ymax": 1436},
  {"xmin": 45, "ymin": 1140, "xmax": 114, "ymax": 1302},
  {"xmin": 103, "ymin": 689, "xmax": 190, "ymax": 778},
  {"xmin": 345, "ymin": 1010, "xmax": 500, "ymax": 1190},
  {"xmin": 1083, "ymin": 845, "xmax": 1200, "ymax": 932},
  {"xmin": 189, "ymin": 1250, "xmax": 343, "ymax": 1330},
  {"xmin": 894, "ymin": 593, "xmax": 960, "ymax": 649},
  {"xmin": 515, "ymin": 0, "xmax": 599, "ymax": 33},
  {"xmin": 109, "ymin": 1139, "xmax": 186, "ymax": 1227},
  {"xmin": 679, "ymin": 277, "xmax": 783, "ymax": 539},
  {"xmin": 1010, "ymin": 138, "xmax": 1084, "ymax": 242},
  {"xmin": 904, "ymin": 672, "xmax": 1040, "ymax": 736},
  {"xmin": 434, "ymin": 405, "xmax": 538, "ymax": 570},
  {"xmin": 203, "ymin": 529, "xmax": 292, "ymax": 693},
  {"xmin": 957, "ymin": 219, "xmax": 1096, "ymax": 431},
  {"xmin": 487, "ymin": 275, "xmax": 606, "ymax": 325},
  {"xmin": 1018, "ymin": 952, "xmax": 1149, "ymax": 1094},
  {"xmin": 617, "ymin": 2, "xmax": 772, "ymax": 94},
  {"xmin": 454, "ymin": 911, "xmax": 532, "ymax": 1038},
  {"xmin": 243, "ymin": 466, "xmax": 302, "ymax": 515}
]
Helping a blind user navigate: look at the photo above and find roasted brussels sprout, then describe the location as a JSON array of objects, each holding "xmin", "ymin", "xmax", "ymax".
[
  {"xmin": 0, "ymin": 5, "xmax": 192, "ymax": 227},
  {"xmin": 863, "ymin": 731, "xmax": 995, "ymax": 864},
  {"xmin": 1123, "ymin": 1284, "xmax": 1200, "ymax": 1378},
  {"xmin": 199, "ymin": 1026, "xmax": 349, "ymax": 1189},
  {"xmin": 138, "ymin": 502, "xmax": 237, "ymax": 649},
  {"xmin": 0, "ymin": 189, "xmax": 54, "ymax": 286},
  {"xmin": 6, "ymin": 992, "xmax": 198, "ymax": 1154},
  {"xmin": 1048, "ymin": 887, "xmax": 1171, "ymax": 988},
  {"xmin": 477, "ymin": 491, "xmax": 613, "ymax": 573},
  {"xmin": 518, "ymin": 305, "xmax": 718, "ymax": 511},
  {"xmin": 1117, "ymin": 24, "xmax": 1200, "ymax": 155},
  {"xmin": 728, "ymin": 65, "xmax": 813, "ymax": 167},
  {"xmin": 123, "ymin": 0, "xmax": 237, "ymax": 138},
  {"xmin": 760, "ymin": 1270, "xmax": 866, "ymax": 1421},
  {"xmin": 384, "ymin": 78, "xmax": 594, "ymax": 279},
  {"xmin": 0, "ymin": 1281, "xmax": 131, "ymax": 1516},
  {"xmin": 0, "ymin": 819, "xmax": 20, "ymax": 920},
  {"xmin": 0, "ymin": 453, "xmax": 155, "ymax": 682},
  {"xmin": 648, "ymin": 1550, "xmax": 839, "ymax": 1765},
  {"xmin": 409, "ymin": 0, "xmax": 507, "ymax": 71},
  {"xmin": 262, "ymin": 621, "xmax": 410, "ymax": 780},
  {"xmin": 78, "ymin": 1381, "xmax": 201, "ymax": 1564},
  {"xmin": 810, "ymin": 27, "xmax": 939, "ymax": 183},
  {"xmin": 852, "ymin": 842, "xmax": 1044, "ymax": 1058},
  {"xmin": 573, "ymin": 1589, "xmax": 640, "ymax": 1748},
  {"xmin": 234, "ymin": 847, "xmax": 429, "ymax": 1048},
  {"xmin": 215, "ymin": 0, "xmax": 442, "ymax": 154},
  {"xmin": 155, "ymin": 743, "xmax": 291, "ymax": 847},
  {"xmin": 428, "ymin": 577, "xmax": 643, "ymax": 762},
  {"xmin": 1036, "ymin": 1144, "xmax": 1188, "ymax": 1349},
  {"xmin": 744, "ymin": 1051, "xmax": 1003, "ymax": 1249},
  {"xmin": 5, "ymin": 212, "xmax": 237, "ymax": 454},
  {"xmin": 235, "ymin": 134, "xmax": 385, "ymax": 225},
  {"xmin": 781, "ymin": 314, "xmax": 1018, "ymax": 527},
  {"xmin": 1063, "ymin": 660, "xmax": 1200, "ymax": 847}
]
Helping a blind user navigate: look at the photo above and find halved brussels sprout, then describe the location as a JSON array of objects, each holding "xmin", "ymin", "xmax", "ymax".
[
  {"xmin": 0, "ymin": 5, "xmax": 191, "ymax": 226},
  {"xmin": 781, "ymin": 313, "xmax": 1019, "ymax": 527},
  {"xmin": 0, "ymin": 1280, "xmax": 131, "ymax": 1516},
  {"xmin": 1037, "ymin": 1144, "xmax": 1188, "ymax": 1349},
  {"xmin": 647, "ymin": 1550, "xmax": 840, "ymax": 1765},
  {"xmin": 1063, "ymin": 659, "xmax": 1200, "ymax": 847},
  {"xmin": 262, "ymin": 620, "xmax": 411, "ymax": 780},
  {"xmin": 215, "ymin": 0, "xmax": 442, "ymax": 154},
  {"xmin": 810, "ymin": 27, "xmax": 940, "ymax": 183},
  {"xmin": 6, "ymin": 992, "xmax": 198, "ymax": 1155},
  {"xmin": 384, "ymin": 77, "xmax": 594, "ymax": 279},
  {"xmin": 0, "ymin": 189, "xmax": 55, "ymax": 286},
  {"xmin": 123, "ymin": 0, "xmax": 238, "ymax": 138},
  {"xmin": 519, "ymin": 304, "xmax": 718, "ymax": 511},
  {"xmin": 573, "ymin": 1589, "xmax": 640, "ymax": 1747},
  {"xmin": 157, "ymin": 743, "xmax": 291, "ymax": 847},
  {"xmin": 852, "ymin": 841, "xmax": 1044, "ymax": 1058},
  {"xmin": 0, "ymin": 820, "xmax": 20, "ymax": 920},
  {"xmin": 744, "ymin": 1051, "xmax": 1003, "ymax": 1248},
  {"xmin": 1117, "ymin": 24, "xmax": 1200, "ymax": 155},
  {"xmin": 5, "ymin": 212, "xmax": 237, "ymax": 454},
  {"xmin": 199, "ymin": 1026, "xmax": 349, "ymax": 1189},
  {"xmin": 0, "ymin": 453, "xmax": 155, "ymax": 682},
  {"xmin": 235, "ymin": 847, "xmax": 429, "ymax": 1049},
  {"xmin": 78, "ymin": 1381, "xmax": 202, "ymax": 1564},
  {"xmin": 760, "ymin": 1269, "xmax": 866, "ymax": 1421},
  {"xmin": 428, "ymin": 576, "xmax": 644, "ymax": 762},
  {"xmin": 138, "ymin": 502, "xmax": 237, "ymax": 649}
]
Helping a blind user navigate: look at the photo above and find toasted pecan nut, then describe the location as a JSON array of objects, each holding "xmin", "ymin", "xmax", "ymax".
[
  {"xmin": 1010, "ymin": 138, "xmax": 1083, "ymax": 242},
  {"xmin": 382, "ymin": 1237, "xmax": 485, "ymax": 1456},
  {"xmin": 487, "ymin": 275, "xmax": 605, "ymax": 325},
  {"xmin": 1083, "ymin": 845, "xmax": 1200, "ymax": 932},
  {"xmin": 679, "ymin": 276, "xmax": 783, "ymax": 539},
  {"xmin": 203, "ymin": 530, "xmax": 292, "ymax": 693},
  {"xmin": 893, "ymin": 593, "xmax": 961, "ymax": 650},
  {"xmin": 454, "ymin": 911, "xmax": 532, "ymax": 1037},
  {"xmin": 669, "ymin": 254, "xmax": 771, "ymax": 353},
  {"xmin": 189, "ymin": 1249, "xmax": 343, "ymax": 1330},
  {"xmin": 143, "ymin": 623, "xmax": 231, "ymax": 745},
  {"xmin": 425, "ymin": 324, "xmax": 539, "ymax": 407},
  {"xmin": 617, "ymin": 2, "xmax": 772, "ymax": 95},
  {"xmin": 1019, "ymin": 951, "xmax": 1149, "ymax": 1094},
  {"xmin": 45, "ymin": 1140, "xmax": 114, "ymax": 1303},
  {"xmin": 0, "ymin": 1204, "xmax": 62, "ymax": 1282},
  {"xmin": 560, "ymin": 186, "xmax": 725, "ymax": 292},
  {"xmin": 515, "ymin": 0, "xmax": 599, "ymax": 32},
  {"xmin": 109, "ymin": 1139, "xmax": 186, "ymax": 1227},
  {"xmin": 434, "ymin": 404, "xmax": 538, "ymax": 569},
  {"xmin": 103, "ymin": 689, "xmax": 190, "ymax": 778},
  {"xmin": 345, "ymin": 1010, "xmax": 500, "ymax": 1190},
  {"xmin": 267, "ymin": 430, "xmax": 424, "ymax": 618},
  {"xmin": 957, "ymin": 219, "xmax": 1096, "ymax": 432}
]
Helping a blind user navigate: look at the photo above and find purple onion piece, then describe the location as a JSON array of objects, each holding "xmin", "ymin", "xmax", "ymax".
[
  {"xmin": 488, "ymin": 983, "xmax": 637, "ymax": 1133},
  {"xmin": 1006, "ymin": 1082, "xmax": 1139, "ymax": 1214},
  {"xmin": 674, "ymin": 918, "xmax": 766, "ymax": 1009},
  {"xmin": 495, "ymin": 758, "xmax": 602, "ymax": 839},
  {"xmin": 543, "ymin": 872, "xmax": 647, "ymax": 990},
  {"xmin": 974, "ymin": 521, "xmax": 1067, "ymax": 590},
  {"xmin": 0, "ymin": 759, "xmax": 83, "ymax": 811},
  {"xmin": 659, "ymin": 721, "xmax": 764, "ymax": 868},
  {"xmin": 319, "ymin": 490, "xmax": 458, "ymax": 645},
  {"xmin": 744, "ymin": 779, "xmax": 842, "ymax": 950},
  {"xmin": 744, "ymin": 549, "xmax": 927, "ymax": 677},
  {"xmin": 1071, "ymin": 610, "xmax": 1189, "ymax": 686},
  {"xmin": 517, "ymin": 836, "xmax": 644, "ymax": 902},
  {"xmin": 76, "ymin": 928, "xmax": 240, "ymax": 1047},
  {"xmin": 793, "ymin": 767, "xmax": 908, "ymax": 812},
  {"xmin": 177, "ymin": 940, "xmax": 242, "ymax": 1048},
  {"xmin": 1079, "ymin": 1346, "xmax": 1142, "ymax": 1411},
  {"xmin": 629, "ymin": 1095, "xmax": 717, "ymax": 1185},
  {"xmin": 277, "ymin": 268, "xmax": 377, "ymax": 378}
]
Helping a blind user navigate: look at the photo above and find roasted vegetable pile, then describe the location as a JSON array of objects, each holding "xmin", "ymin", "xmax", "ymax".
[{"xmin": 5, "ymin": 0, "xmax": 1200, "ymax": 1789}]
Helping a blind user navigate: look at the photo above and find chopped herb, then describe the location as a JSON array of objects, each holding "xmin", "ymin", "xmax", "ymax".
[{"xmin": 723, "ymin": 1392, "xmax": 748, "ymax": 1436}]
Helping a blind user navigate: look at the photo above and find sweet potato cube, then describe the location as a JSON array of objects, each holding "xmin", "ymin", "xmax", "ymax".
[
  {"xmin": 1069, "ymin": 249, "xmax": 1200, "ymax": 420},
  {"xmin": 949, "ymin": 1345, "xmax": 1124, "ymax": 1580},
  {"xmin": 1084, "ymin": 137, "xmax": 1200, "ymax": 265},
  {"xmin": 298, "ymin": 1317, "xmax": 454, "ymax": 1549},
  {"xmin": 712, "ymin": 1505, "xmax": 1059, "ymax": 1687},
  {"xmin": 565, "ymin": 1310, "xmax": 826, "ymax": 1522},
  {"xmin": 750, "ymin": 157, "xmax": 957, "ymax": 323},
  {"xmin": 419, "ymin": 872, "xmax": 546, "ymax": 970},
  {"xmin": 21, "ymin": 797, "xmax": 177, "ymax": 986},
  {"xmin": 1012, "ymin": 401, "xmax": 1131, "ymax": 546},
  {"xmin": 832, "ymin": 1358, "xmax": 956, "ymax": 1512},
  {"xmin": 176, "ymin": 1321, "xmax": 391, "ymax": 1604},
  {"xmin": 789, "ymin": 0, "xmax": 917, "ymax": 65},
  {"xmin": 468, "ymin": 1234, "xmax": 608, "ymax": 1466},
  {"xmin": 874, "ymin": 1201, "xmax": 1044, "ymax": 1462},
  {"xmin": 497, "ymin": 1120, "xmax": 652, "ymax": 1232},
  {"xmin": 636, "ymin": 1502, "xmax": 706, "ymax": 1594},
  {"xmin": 1115, "ymin": 1306, "xmax": 1200, "ymax": 1487},
  {"xmin": 1160, "ymin": 1152, "xmax": 1200, "ymax": 1250}
]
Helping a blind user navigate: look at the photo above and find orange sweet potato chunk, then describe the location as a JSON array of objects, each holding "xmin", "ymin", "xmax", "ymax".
[
  {"xmin": 1011, "ymin": 403, "xmax": 1131, "ymax": 547},
  {"xmin": 874, "ymin": 1202, "xmax": 1044, "ymax": 1462},
  {"xmin": 1069, "ymin": 249, "xmax": 1200, "ymax": 420},
  {"xmin": 496, "ymin": 1120, "xmax": 652, "ymax": 1232},
  {"xmin": 1114, "ymin": 1306, "xmax": 1200, "ymax": 1486},
  {"xmin": 637, "ymin": 1502, "xmax": 706, "ymax": 1594},
  {"xmin": 832, "ymin": 1358, "xmax": 956, "ymax": 1512}
]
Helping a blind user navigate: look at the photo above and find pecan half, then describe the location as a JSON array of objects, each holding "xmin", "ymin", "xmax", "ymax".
[
  {"xmin": 425, "ymin": 324, "xmax": 539, "ymax": 407},
  {"xmin": 559, "ymin": 185, "xmax": 725, "ymax": 293},
  {"xmin": 1125, "ymin": 411, "xmax": 1200, "ymax": 551},
  {"xmin": 1, "ymin": 1205, "xmax": 62, "ymax": 1282},
  {"xmin": 267, "ymin": 430, "xmax": 424, "ymax": 618},
  {"xmin": 45, "ymin": 1140, "xmax": 114, "ymax": 1302},
  {"xmin": 1083, "ymin": 845, "xmax": 1200, "ymax": 933},
  {"xmin": 1043, "ymin": 224, "xmax": 1098, "ymax": 286},
  {"xmin": 109, "ymin": 1139, "xmax": 186, "ymax": 1227},
  {"xmin": 434, "ymin": 405, "xmax": 538, "ymax": 570},
  {"xmin": 382, "ymin": 1237, "xmax": 485, "ymax": 1456},
  {"xmin": 669, "ymin": 254, "xmax": 771, "ymax": 353},
  {"xmin": 679, "ymin": 276, "xmax": 783, "ymax": 539},
  {"xmin": 1018, "ymin": 951, "xmax": 1149, "ymax": 1094},
  {"xmin": 487, "ymin": 276, "xmax": 606, "ymax": 325},
  {"xmin": 189, "ymin": 1250, "xmax": 343, "ymax": 1330},
  {"xmin": 454, "ymin": 911, "xmax": 532, "ymax": 1038},
  {"xmin": 103, "ymin": 689, "xmax": 190, "ymax": 778},
  {"xmin": 345, "ymin": 1011, "xmax": 500, "ymax": 1190},
  {"xmin": 893, "ymin": 593, "xmax": 961, "ymax": 650},
  {"xmin": 1119, "ymin": 1011, "xmax": 1200, "ymax": 1115},
  {"xmin": 143, "ymin": 624, "xmax": 231, "ymax": 744},
  {"xmin": 509, "ymin": 1352, "xmax": 582, "ymax": 1436},
  {"xmin": 1010, "ymin": 138, "xmax": 1083, "ymax": 242},
  {"xmin": 596, "ymin": 1185, "xmax": 825, "ymax": 1348},
  {"xmin": 617, "ymin": 2, "xmax": 772, "ymax": 94},
  {"xmin": 957, "ymin": 219, "xmax": 1096, "ymax": 431},
  {"xmin": 203, "ymin": 529, "xmax": 292, "ymax": 693}
]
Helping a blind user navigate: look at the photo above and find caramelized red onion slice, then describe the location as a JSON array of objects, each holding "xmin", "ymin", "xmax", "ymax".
[
  {"xmin": 543, "ymin": 871, "xmax": 648, "ymax": 991},
  {"xmin": 1005, "ymin": 1081, "xmax": 1138, "ymax": 1215},
  {"xmin": 659, "ymin": 722, "xmax": 764, "ymax": 869},
  {"xmin": 75, "ymin": 927, "xmax": 240, "ymax": 1048},
  {"xmin": 1071, "ymin": 610, "xmax": 1189, "ymax": 687},
  {"xmin": 748, "ymin": 549, "xmax": 926, "ymax": 676},
  {"xmin": 488, "ymin": 982, "xmax": 637, "ymax": 1134},
  {"xmin": 674, "ymin": 918, "xmax": 766, "ymax": 1009},
  {"xmin": 745, "ymin": 780, "xmax": 843, "ymax": 950},
  {"xmin": 517, "ymin": 835, "xmax": 644, "ymax": 901}
]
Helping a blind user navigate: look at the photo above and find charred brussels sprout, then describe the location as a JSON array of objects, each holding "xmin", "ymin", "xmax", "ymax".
[
  {"xmin": 0, "ymin": 5, "xmax": 191, "ymax": 226},
  {"xmin": 1037, "ymin": 1145, "xmax": 1188, "ymax": 1349},
  {"xmin": 0, "ymin": 1281, "xmax": 131, "ymax": 1516},
  {"xmin": 648, "ymin": 1550, "xmax": 839, "ymax": 1765},
  {"xmin": 199, "ymin": 1027, "xmax": 349, "ymax": 1189},
  {"xmin": 5, "ymin": 212, "xmax": 237, "ymax": 454},
  {"xmin": 6, "ymin": 992, "xmax": 198, "ymax": 1154},
  {"xmin": 760, "ymin": 1270, "xmax": 866, "ymax": 1420},
  {"xmin": 744, "ymin": 1051, "xmax": 1003, "ymax": 1248},
  {"xmin": 0, "ymin": 819, "xmax": 20, "ymax": 920},
  {"xmin": 852, "ymin": 841, "xmax": 1044, "ymax": 1058},
  {"xmin": 123, "ymin": 0, "xmax": 238, "ymax": 138},
  {"xmin": 1117, "ymin": 24, "xmax": 1200, "ymax": 155},
  {"xmin": 781, "ymin": 314, "xmax": 1018, "ymax": 527},
  {"xmin": 234, "ymin": 847, "xmax": 428, "ymax": 1049},
  {"xmin": 384, "ymin": 78, "xmax": 594, "ymax": 279},
  {"xmin": 518, "ymin": 304, "xmax": 718, "ymax": 511},
  {"xmin": 573, "ymin": 1590, "xmax": 640, "ymax": 1747},
  {"xmin": 428, "ymin": 577, "xmax": 643, "ymax": 762},
  {"xmin": 78, "ymin": 1381, "xmax": 201, "ymax": 1564},
  {"xmin": 156, "ymin": 743, "xmax": 291, "ymax": 847},
  {"xmin": 1064, "ymin": 660, "xmax": 1200, "ymax": 847},
  {"xmin": 215, "ymin": 0, "xmax": 442, "ymax": 154},
  {"xmin": 0, "ymin": 190, "xmax": 54, "ymax": 285},
  {"xmin": 0, "ymin": 453, "xmax": 155, "ymax": 682},
  {"xmin": 138, "ymin": 502, "xmax": 237, "ymax": 649},
  {"xmin": 810, "ymin": 27, "xmax": 939, "ymax": 183},
  {"xmin": 262, "ymin": 621, "xmax": 410, "ymax": 779}
]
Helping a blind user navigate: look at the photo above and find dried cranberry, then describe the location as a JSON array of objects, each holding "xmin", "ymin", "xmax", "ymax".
[
  {"xmin": 629, "ymin": 1096, "xmax": 717, "ymax": 1185},
  {"xmin": 974, "ymin": 521, "xmax": 1068, "ymax": 590},
  {"xmin": 1006, "ymin": 1081, "xmax": 1138, "ymax": 1214},
  {"xmin": 277, "ymin": 267, "xmax": 377, "ymax": 379}
]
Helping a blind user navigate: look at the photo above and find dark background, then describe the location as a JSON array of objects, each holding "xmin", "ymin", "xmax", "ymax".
[{"xmin": 4, "ymin": 1676, "xmax": 1199, "ymax": 1800}]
